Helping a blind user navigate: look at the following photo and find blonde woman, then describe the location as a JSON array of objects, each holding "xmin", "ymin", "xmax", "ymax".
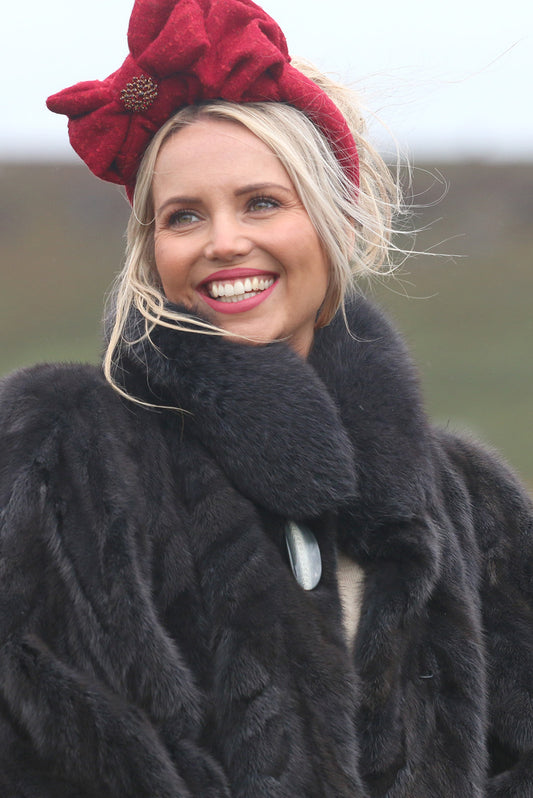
[{"xmin": 0, "ymin": 1, "xmax": 531, "ymax": 796}]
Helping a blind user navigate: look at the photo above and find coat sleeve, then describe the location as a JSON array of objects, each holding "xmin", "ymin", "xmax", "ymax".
[
  {"xmin": 0, "ymin": 364, "xmax": 230, "ymax": 798},
  {"xmin": 441, "ymin": 433, "xmax": 533, "ymax": 797}
]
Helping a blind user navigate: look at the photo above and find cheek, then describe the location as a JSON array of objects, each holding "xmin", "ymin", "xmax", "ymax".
[
  {"xmin": 301, "ymin": 232, "xmax": 330, "ymax": 294},
  {"xmin": 278, "ymin": 225, "xmax": 330, "ymax": 309},
  {"xmin": 279, "ymin": 220, "xmax": 325, "ymax": 271},
  {"xmin": 153, "ymin": 238, "xmax": 190, "ymax": 300},
  {"xmin": 305, "ymin": 242, "xmax": 331, "ymax": 314}
]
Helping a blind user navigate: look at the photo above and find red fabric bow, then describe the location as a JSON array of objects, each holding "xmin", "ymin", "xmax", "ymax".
[{"xmin": 47, "ymin": 0, "xmax": 359, "ymax": 200}]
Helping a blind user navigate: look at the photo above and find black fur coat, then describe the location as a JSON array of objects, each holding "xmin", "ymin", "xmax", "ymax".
[{"xmin": 0, "ymin": 296, "xmax": 532, "ymax": 797}]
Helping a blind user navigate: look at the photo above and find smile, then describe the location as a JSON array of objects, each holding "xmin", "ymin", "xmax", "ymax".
[
  {"xmin": 207, "ymin": 276, "xmax": 275, "ymax": 302},
  {"xmin": 197, "ymin": 269, "xmax": 278, "ymax": 315}
]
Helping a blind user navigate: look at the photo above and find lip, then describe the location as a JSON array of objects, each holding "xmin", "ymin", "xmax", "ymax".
[
  {"xmin": 196, "ymin": 266, "xmax": 279, "ymax": 315},
  {"xmin": 196, "ymin": 278, "xmax": 278, "ymax": 315}
]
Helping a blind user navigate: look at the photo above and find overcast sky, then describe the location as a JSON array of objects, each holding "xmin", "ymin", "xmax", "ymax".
[{"xmin": 4, "ymin": 0, "xmax": 532, "ymax": 162}]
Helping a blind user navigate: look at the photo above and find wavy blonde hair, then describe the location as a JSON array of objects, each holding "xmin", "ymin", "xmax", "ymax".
[{"xmin": 104, "ymin": 59, "xmax": 403, "ymax": 392}]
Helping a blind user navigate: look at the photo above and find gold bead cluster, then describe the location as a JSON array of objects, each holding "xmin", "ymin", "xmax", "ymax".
[{"xmin": 120, "ymin": 76, "xmax": 159, "ymax": 112}]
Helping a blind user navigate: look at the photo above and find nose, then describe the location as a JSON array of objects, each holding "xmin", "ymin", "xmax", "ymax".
[{"xmin": 203, "ymin": 215, "xmax": 253, "ymax": 262}]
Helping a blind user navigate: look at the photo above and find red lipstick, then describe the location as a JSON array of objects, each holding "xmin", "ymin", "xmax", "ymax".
[{"xmin": 196, "ymin": 268, "xmax": 278, "ymax": 315}]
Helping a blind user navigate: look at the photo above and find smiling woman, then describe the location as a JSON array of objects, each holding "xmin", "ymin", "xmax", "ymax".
[
  {"xmin": 1, "ymin": 0, "xmax": 533, "ymax": 796},
  {"xmin": 104, "ymin": 92, "xmax": 395, "ymax": 387},
  {"xmin": 152, "ymin": 118, "xmax": 329, "ymax": 356}
]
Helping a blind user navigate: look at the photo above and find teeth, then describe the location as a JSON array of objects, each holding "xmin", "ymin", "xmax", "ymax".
[
  {"xmin": 218, "ymin": 291, "xmax": 260, "ymax": 303},
  {"xmin": 206, "ymin": 276, "xmax": 275, "ymax": 301}
]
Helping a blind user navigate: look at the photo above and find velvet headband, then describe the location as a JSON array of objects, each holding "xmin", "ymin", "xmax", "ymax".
[{"xmin": 47, "ymin": 0, "xmax": 359, "ymax": 201}]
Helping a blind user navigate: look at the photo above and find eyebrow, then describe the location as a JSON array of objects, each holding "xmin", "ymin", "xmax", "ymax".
[
  {"xmin": 156, "ymin": 196, "xmax": 200, "ymax": 215},
  {"xmin": 234, "ymin": 182, "xmax": 293, "ymax": 197},
  {"xmin": 156, "ymin": 183, "xmax": 292, "ymax": 215}
]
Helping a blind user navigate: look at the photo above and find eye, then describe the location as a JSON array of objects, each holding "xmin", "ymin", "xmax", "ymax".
[
  {"xmin": 166, "ymin": 209, "xmax": 201, "ymax": 227},
  {"xmin": 248, "ymin": 196, "xmax": 280, "ymax": 212}
]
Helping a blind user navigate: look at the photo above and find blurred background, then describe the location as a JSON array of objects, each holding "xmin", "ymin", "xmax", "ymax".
[{"xmin": 1, "ymin": 0, "xmax": 532, "ymax": 484}]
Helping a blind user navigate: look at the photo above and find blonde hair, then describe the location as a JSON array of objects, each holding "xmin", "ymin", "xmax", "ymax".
[{"xmin": 104, "ymin": 60, "xmax": 403, "ymax": 394}]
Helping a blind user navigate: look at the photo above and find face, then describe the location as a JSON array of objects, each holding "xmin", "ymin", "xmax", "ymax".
[{"xmin": 152, "ymin": 118, "xmax": 330, "ymax": 357}]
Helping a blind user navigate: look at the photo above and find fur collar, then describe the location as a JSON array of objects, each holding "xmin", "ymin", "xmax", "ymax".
[
  {"xmin": 118, "ymin": 304, "xmax": 359, "ymax": 520},
  {"xmin": 117, "ymin": 295, "xmax": 439, "ymax": 585}
]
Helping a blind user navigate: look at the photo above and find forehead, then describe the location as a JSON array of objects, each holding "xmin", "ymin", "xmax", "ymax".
[{"xmin": 153, "ymin": 118, "xmax": 291, "ymax": 193}]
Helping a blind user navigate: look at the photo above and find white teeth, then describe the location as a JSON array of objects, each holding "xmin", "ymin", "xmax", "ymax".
[
  {"xmin": 206, "ymin": 276, "xmax": 275, "ymax": 301},
  {"xmin": 217, "ymin": 291, "xmax": 260, "ymax": 303}
]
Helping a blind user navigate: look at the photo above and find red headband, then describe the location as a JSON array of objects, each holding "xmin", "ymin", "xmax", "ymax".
[{"xmin": 47, "ymin": 0, "xmax": 359, "ymax": 201}]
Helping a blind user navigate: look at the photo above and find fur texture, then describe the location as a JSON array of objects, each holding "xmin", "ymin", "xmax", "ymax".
[{"xmin": 0, "ymin": 295, "xmax": 532, "ymax": 797}]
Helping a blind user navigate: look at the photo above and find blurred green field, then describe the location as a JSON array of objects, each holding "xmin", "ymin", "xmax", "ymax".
[{"xmin": 1, "ymin": 160, "xmax": 532, "ymax": 484}]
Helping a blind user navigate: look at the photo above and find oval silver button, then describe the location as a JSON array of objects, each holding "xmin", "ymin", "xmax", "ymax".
[{"xmin": 285, "ymin": 521, "xmax": 322, "ymax": 590}]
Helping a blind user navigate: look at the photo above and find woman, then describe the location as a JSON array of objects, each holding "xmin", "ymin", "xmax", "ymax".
[{"xmin": 1, "ymin": 0, "xmax": 532, "ymax": 796}]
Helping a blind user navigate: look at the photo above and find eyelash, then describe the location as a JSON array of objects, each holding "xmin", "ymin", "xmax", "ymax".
[
  {"xmin": 248, "ymin": 195, "xmax": 280, "ymax": 211},
  {"xmin": 166, "ymin": 209, "xmax": 199, "ymax": 227},
  {"xmin": 164, "ymin": 195, "xmax": 281, "ymax": 228}
]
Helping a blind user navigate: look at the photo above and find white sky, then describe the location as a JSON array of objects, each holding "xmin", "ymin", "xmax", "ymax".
[{"xmin": 3, "ymin": 0, "xmax": 532, "ymax": 161}]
